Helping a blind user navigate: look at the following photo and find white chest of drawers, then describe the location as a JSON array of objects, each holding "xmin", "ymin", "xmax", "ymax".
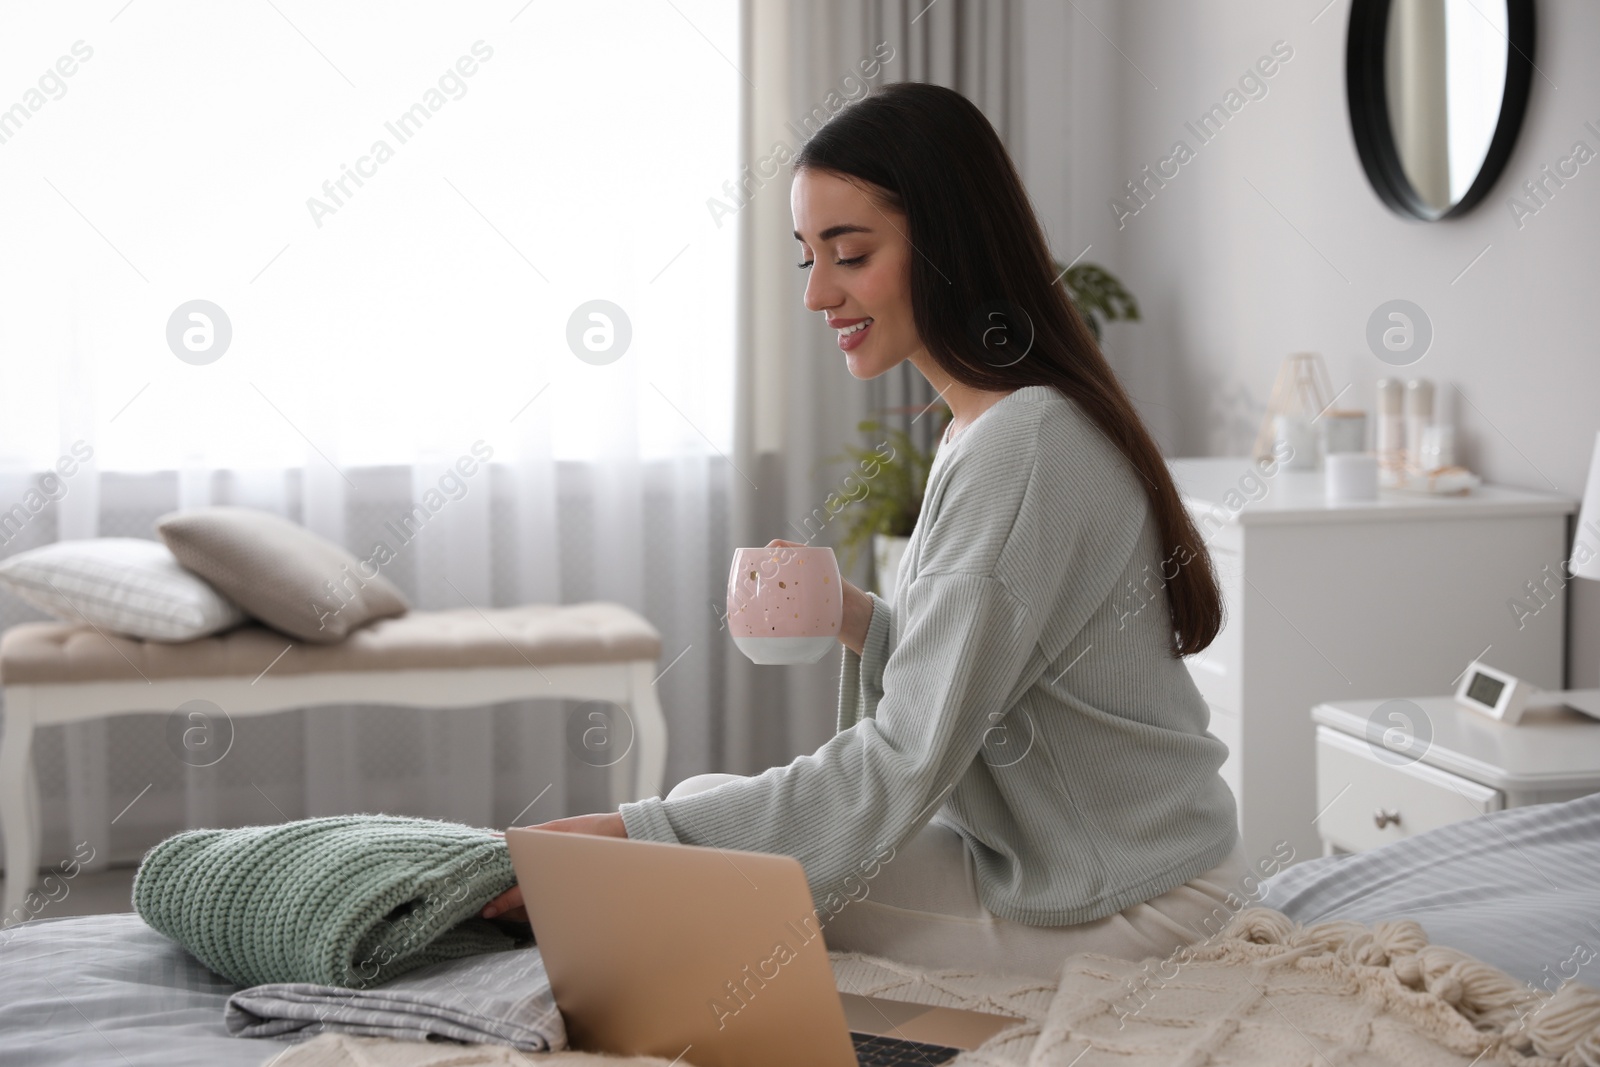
[
  {"xmin": 1311, "ymin": 691, "xmax": 1600, "ymax": 853},
  {"xmin": 1167, "ymin": 456, "xmax": 1576, "ymax": 863}
]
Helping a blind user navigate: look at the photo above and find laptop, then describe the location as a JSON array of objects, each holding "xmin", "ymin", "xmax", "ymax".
[{"xmin": 504, "ymin": 827, "xmax": 1023, "ymax": 1067}]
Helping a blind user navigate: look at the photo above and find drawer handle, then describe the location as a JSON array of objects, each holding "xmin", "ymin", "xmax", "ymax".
[{"xmin": 1373, "ymin": 808, "xmax": 1402, "ymax": 830}]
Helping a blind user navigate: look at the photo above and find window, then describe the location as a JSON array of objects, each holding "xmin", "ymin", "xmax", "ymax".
[{"xmin": 0, "ymin": 1, "xmax": 738, "ymax": 470}]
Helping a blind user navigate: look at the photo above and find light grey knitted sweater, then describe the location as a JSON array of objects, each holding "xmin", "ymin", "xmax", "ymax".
[{"xmin": 620, "ymin": 384, "xmax": 1240, "ymax": 926}]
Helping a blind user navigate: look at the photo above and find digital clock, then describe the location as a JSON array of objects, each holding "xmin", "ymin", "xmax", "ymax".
[{"xmin": 1452, "ymin": 659, "xmax": 1535, "ymax": 724}]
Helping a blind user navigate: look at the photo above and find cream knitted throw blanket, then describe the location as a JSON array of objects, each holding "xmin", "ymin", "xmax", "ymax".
[
  {"xmin": 1032, "ymin": 907, "xmax": 1600, "ymax": 1066},
  {"xmin": 262, "ymin": 906, "xmax": 1600, "ymax": 1066},
  {"xmin": 132, "ymin": 814, "xmax": 524, "ymax": 989}
]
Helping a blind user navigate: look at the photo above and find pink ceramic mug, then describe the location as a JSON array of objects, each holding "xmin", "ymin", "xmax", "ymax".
[{"xmin": 726, "ymin": 546, "xmax": 843, "ymax": 664}]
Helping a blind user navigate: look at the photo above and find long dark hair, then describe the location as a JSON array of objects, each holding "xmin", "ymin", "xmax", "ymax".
[{"xmin": 792, "ymin": 81, "xmax": 1221, "ymax": 657}]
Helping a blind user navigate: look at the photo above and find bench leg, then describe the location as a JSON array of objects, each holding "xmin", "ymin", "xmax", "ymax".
[
  {"xmin": 1, "ymin": 698, "xmax": 39, "ymax": 924},
  {"xmin": 622, "ymin": 660, "xmax": 667, "ymax": 805}
]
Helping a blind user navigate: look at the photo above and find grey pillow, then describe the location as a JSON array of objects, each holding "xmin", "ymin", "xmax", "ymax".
[{"xmin": 156, "ymin": 506, "xmax": 408, "ymax": 644}]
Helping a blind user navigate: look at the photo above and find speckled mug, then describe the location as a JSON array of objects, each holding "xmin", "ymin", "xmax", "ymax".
[{"xmin": 727, "ymin": 546, "xmax": 842, "ymax": 664}]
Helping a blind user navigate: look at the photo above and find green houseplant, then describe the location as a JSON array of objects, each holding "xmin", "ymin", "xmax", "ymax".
[
  {"xmin": 822, "ymin": 261, "xmax": 1140, "ymax": 598},
  {"xmin": 1056, "ymin": 261, "xmax": 1140, "ymax": 342},
  {"xmin": 822, "ymin": 416, "xmax": 942, "ymax": 580}
]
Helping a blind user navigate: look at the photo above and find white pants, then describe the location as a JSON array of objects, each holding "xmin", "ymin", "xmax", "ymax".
[{"xmin": 666, "ymin": 772, "xmax": 1254, "ymax": 981}]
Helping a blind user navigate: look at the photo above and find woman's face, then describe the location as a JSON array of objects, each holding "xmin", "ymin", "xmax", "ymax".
[{"xmin": 791, "ymin": 167, "xmax": 920, "ymax": 379}]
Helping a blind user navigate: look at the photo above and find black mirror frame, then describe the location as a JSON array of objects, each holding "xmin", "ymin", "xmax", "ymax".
[{"xmin": 1346, "ymin": 0, "xmax": 1537, "ymax": 221}]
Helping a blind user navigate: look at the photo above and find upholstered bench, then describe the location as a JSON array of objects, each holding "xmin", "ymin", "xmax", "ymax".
[{"xmin": 0, "ymin": 602, "xmax": 666, "ymax": 918}]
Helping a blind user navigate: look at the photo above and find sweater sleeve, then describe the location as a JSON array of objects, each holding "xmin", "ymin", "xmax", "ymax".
[
  {"xmin": 836, "ymin": 590, "xmax": 893, "ymax": 732},
  {"xmin": 618, "ymin": 571, "xmax": 1039, "ymax": 906}
]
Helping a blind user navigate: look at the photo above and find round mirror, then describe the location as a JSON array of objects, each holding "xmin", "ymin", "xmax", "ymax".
[{"xmin": 1347, "ymin": 0, "xmax": 1535, "ymax": 220}]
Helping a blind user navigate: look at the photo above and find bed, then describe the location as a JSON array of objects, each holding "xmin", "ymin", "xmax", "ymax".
[
  {"xmin": 4, "ymin": 792, "xmax": 1599, "ymax": 1066},
  {"xmin": 0, "ymin": 912, "xmax": 278, "ymax": 1067},
  {"xmin": 1259, "ymin": 789, "xmax": 1600, "ymax": 994}
]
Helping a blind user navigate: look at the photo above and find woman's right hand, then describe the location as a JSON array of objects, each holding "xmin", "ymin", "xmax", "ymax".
[{"xmin": 764, "ymin": 539, "xmax": 874, "ymax": 656}]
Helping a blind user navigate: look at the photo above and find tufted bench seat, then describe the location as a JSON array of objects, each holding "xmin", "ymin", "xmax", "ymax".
[{"xmin": 0, "ymin": 603, "xmax": 667, "ymax": 920}]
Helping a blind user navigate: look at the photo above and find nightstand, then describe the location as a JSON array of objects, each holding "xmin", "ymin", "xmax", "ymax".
[
  {"xmin": 1311, "ymin": 690, "xmax": 1600, "ymax": 854},
  {"xmin": 1167, "ymin": 456, "xmax": 1577, "ymax": 863}
]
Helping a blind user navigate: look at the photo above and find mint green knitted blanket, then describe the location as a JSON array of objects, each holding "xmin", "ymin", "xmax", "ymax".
[{"xmin": 132, "ymin": 814, "xmax": 523, "ymax": 989}]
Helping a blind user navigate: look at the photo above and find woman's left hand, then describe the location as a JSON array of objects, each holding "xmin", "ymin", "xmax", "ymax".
[{"xmin": 482, "ymin": 812, "xmax": 628, "ymax": 922}]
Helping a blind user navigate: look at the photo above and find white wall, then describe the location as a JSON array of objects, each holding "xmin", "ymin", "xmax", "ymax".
[{"xmin": 1020, "ymin": 0, "xmax": 1600, "ymax": 687}]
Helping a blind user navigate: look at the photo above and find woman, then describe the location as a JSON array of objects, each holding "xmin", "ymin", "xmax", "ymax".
[{"xmin": 483, "ymin": 82, "xmax": 1249, "ymax": 980}]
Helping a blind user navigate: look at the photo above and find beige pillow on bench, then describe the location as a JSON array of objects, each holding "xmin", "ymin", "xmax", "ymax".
[{"xmin": 157, "ymin": 506, "xmax": 408, "ymax": 644}]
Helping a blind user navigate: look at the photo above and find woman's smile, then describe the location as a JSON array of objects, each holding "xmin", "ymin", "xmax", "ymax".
[{"xmin": 833, "ymin": 316, "xmax": 874, "ymax": 350}]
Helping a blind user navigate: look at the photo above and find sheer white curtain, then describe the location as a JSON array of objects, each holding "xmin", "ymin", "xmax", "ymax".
[{"xmin": 0, "ymin": 1, "xmax": 740, "ymax": 875}]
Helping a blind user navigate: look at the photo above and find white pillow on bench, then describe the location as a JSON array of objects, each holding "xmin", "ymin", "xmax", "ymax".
[{"xmin": 0, "ymin": 537, "xmax": 247, "ymax": 642}]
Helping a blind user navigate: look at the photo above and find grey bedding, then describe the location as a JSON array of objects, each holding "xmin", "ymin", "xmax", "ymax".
[
  {"xmin": 0, "ymin": 909, "xmax": 564, "ymax": 1067},
  {"xmin": 0, "ymin": 912, "xmax": 276, "ymax": 1067},
  {"xmin": 1260, "ymin": 791, "xmax": 1600, "ymax": 993},
  {"xmin": 5, "ymin": 792, "xmax": 1599, "ymax": 1064},
  {"xmin": 223, "ymin": 942, "xmax": 564, "ymax": 1050}
]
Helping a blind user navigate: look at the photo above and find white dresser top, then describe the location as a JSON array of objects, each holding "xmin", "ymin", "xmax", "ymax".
[
  {"xmin": 1168, "ymin": 456, "xmax": 1576, "ymax": 525},
  {"xmin": 1313, "ymin": 691, "xmax": 1600, "ymax": 791}
]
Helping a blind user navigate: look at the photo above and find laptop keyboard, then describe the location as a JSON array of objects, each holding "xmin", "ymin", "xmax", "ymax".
[{"xmin": 850, "ymin": 1031, "xmax": 962, "ymax": 1065}]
